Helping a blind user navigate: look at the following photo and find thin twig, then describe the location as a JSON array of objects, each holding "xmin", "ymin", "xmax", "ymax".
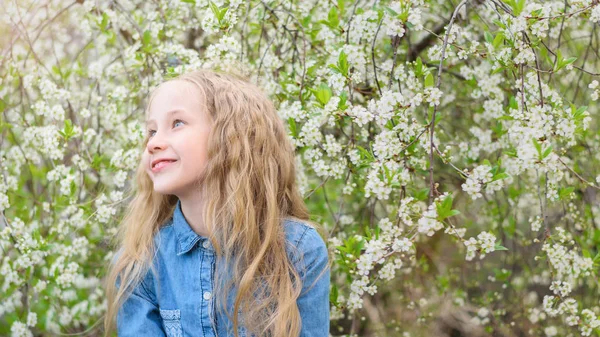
[{"xmin": 428, "ymin": 0, "xmax": 469, "ymax": 205}]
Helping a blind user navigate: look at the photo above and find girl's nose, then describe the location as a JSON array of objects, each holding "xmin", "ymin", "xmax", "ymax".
[{"xmin": 147, "ymin": 132, "xmax": 168, "ymax": 153}]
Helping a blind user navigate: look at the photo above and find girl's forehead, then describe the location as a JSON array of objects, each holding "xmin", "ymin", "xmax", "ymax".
[
  {"xmin": 146, "ymin": 80, "xmax": 204, "ymax": 114},
  {"xmin": 155, "ymin": 79, "xmax": 198, "ymax": 96}
]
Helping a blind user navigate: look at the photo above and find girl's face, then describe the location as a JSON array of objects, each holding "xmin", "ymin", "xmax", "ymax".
[{"xmin": 143, "ymin": 80, "xmax": 212, "ymax": 197}]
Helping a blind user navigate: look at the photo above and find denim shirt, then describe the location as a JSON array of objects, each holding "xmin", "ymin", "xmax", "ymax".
[{"xmin": 115, "ymin": 200, "xmax": 330, "ymax": 337}]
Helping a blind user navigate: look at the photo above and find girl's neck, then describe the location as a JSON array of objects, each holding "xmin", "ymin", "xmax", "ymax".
[{"xmin": 178, "ymin": 196, "xmax": 210, "ymax": 238}]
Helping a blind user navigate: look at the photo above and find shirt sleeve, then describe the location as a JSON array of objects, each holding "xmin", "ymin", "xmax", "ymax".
[
  {"xmin": 294, "ymin": 227, "xmax": 331, "ymax": 337},
  {"xmin": 113, "ymin": 249, "xmax": 166, "ymax": 336}
]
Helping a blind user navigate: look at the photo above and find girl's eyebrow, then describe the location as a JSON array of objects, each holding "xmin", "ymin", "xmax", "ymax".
[{"xmin": 146, "ymin": 109, "xmax": 187, "ymax": 126}]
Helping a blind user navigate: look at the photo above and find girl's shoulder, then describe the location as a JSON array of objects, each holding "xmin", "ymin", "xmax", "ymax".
[
  {"xmin": 282, "ymin": 217, "xmax": 316, "ymax": 243},
  {"xmin": 282, "ymin": 217, "xmax": 328, "ymax": 266}
]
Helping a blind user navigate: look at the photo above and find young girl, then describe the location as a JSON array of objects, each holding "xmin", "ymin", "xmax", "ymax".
[{"xmin": 103, "ymin": 69, "xmax": 331, "ymax": 337}]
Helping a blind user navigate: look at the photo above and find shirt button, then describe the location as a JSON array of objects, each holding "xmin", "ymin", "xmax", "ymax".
[
  {"xmin": 203, "ymin": 291, "xmax": 212, "ymax": 300},
  {"xmin": 202, "ymin": 241, "xmax": 210, "ymax": 249}
]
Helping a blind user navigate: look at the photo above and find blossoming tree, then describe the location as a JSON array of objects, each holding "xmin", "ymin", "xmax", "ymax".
[{"xmin": 1, "ymin": 0, "xmax": 599, "ymax": 336}]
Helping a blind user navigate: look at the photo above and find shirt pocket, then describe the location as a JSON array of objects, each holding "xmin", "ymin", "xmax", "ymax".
[{"xmin": 159, "ymin": 308, "xmax": 183, "ymax": 337}]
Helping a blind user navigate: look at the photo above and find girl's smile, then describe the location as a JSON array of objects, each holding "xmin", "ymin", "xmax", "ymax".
[{"xmin": 151, "ymin": 159, "xmax": 178, "ymax": 173}]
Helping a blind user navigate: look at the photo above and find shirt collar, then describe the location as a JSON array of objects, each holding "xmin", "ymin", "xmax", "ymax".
[{"xmin": 172, "ymin": 199, "xmax": 212, "ymax": 256}]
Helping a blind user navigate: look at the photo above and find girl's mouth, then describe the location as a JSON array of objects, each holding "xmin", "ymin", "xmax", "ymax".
[{"xmin": 152, "ymin": 160, "xmax": 178, "ymax": 173}]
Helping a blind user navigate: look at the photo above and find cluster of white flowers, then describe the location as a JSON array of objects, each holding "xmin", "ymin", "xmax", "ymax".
[
  {"xmin": 279, "ymin": 100, "xmax": 307, "ymax": 122},
  {"xmin": 417, "ymin": 203, "xmax": 443, "ymax": 236},
  {"xmin": 588, "ymin": 80, "xmax": 599, "ymax": 101},
  {"xmin": 541, "ymin": 227, "xmax": 594, "ymax": 282},
  {"xmin": 344, "ymin": 215, "xmax": 415, "ymax": 312},
  {"xmin": 298, "ymin": 117, "xmax": 323, "ymax": 147},
  {"xmin": 542, "ymin": 242, "xmax": 594, "ymax": 281},
  {"xmin": 321, "ymin": 96, "xmax": 342, "ymax": 125},
  {"xmin": 93, "ymin": 193, "xmax": 117, "ymax": 224},
  {"xmin": 542, "ymin": 295, "xmax": 600, "ymax": 336},
  {"xmin": 464, "ymin": 231, "xmax": 497, "ymax": 261},
  {"xmin": 461, "ymin": 164, "xmax": 493, "ymax": 200},
  {"xmin": 544, "ymin": 326, "xmax": 557, "ymax": 337},
  {"xmin": 526, "ymin": 3, "xmax": 553, "ymax": 38},
  {"xmin": 200, "ymin": 5, "xmax": 239, "ymax": 34},
  {"xmin": 372, "ymin": 130, "xmax": 402, "ymax": 160},
  {"xmin": 347, "ymin": 275, "xmax": 375, "ymax": 311},
  {"xmin": 591, "ymin": 5, "xmax": 600, "ymax": 24},
  {"xmin": 513, "ymin": 49, "xmax": 535, "ymax": 65},
  {"xmin": 0, "ymin": 174, "xmax": 17, "ymax": 212},
  {"xmin": 423, "ymin": 87, "xmax": 443, "ymax": 106},
  {"xmin": 323, "ymin": 134, "xmax": 343, "ymax": 158},
  {"xmin": 384, "ymin": 17, "xmax": 405, "ymax": 38},
  {"xmin": 549, "ymin": 280, "xmax": 572, "ymax": 297},
  {"xmin": 10, "ymin": 321, "xmax": 33, "ymax": 337},
  {"xmin": 529, "ymin": 215, "xmax": 543, "ymax": 232},
  {"xmin": 509, "ymin": 16, "xmax": 527, "ymax": 34},
  {"xmin": 204, "ymin": 35, "xmax": 241, "ymax": 65},
  {"xmin": 366, "ymin": 160, "xmax": 409, "ymax": 201},
  {"xmin": 348, "ymin": 104, "xmax": 374, "ymax": 127},
  {"xmin": 367, "ymin": 90, "xmax": 407, "ymax": 126},
  {"xmin": 364, "ymin": 166, "xmax": 393, "ymax": 200},
  {"xmin": 470, "ymin": 307, "xmax": 490, "ymax": 326},
  {"xmin": 342, "ymin": 44, "xmax": 368, "ymax": 82}
]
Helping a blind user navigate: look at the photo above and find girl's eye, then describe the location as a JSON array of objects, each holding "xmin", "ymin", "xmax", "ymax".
[{"xmin": 147, "ymin": 119, "xmax": 184, "ymax": 138}]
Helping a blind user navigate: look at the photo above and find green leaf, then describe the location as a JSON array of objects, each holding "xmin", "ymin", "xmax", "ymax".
[
  {"xmin": 532, "ymin": 138, "xmax": 542, "ymax": 157},
  {"xmin": 447, "ymin": 209, "xmax": 461, "ymax": 217},
  {"xmin": 492, "ymin": 172, "xmax": 510, "ymax": 181},
  {"xmin": 287, "ymin": 117, "xmax": 297, "ymax": 137},
  {"xmin": 484, "ymin": 31, "xmax": 493, "ymax": 44},
  {"xmin": 542, "ymin": 144, "xmax": 553, "ymax": 159},
  {"xmin": 504, "ymin": 147, "xmax": 517, "ymax": 158},
  {"xmin": 573, "ymin": 105, "xmax": 588, "ymax": 119},
  {"xmin": 330, "ymin": 284, "xmax": 339, "ymax": 304},
  {"xmin": 180, "ymin": 0, "xmax": 195, "ymax": 3},
  {"xmin": 441, "ymin": 195, "xmax": 453, "ymax": 212},
  {"xmin": 582, "ymin": 249, "xmax": 591, "ymax": 258},
  {"xmin": 414, "ymin": 188, "xmax": 429, "ymax": 201},
  {"xmin": 492, "ymin": 32, "xmax": 504, "ymax": 49},
  {"xmin": 491, "ymin": 66, "xmax": 504, "ymax": 75},
  {"xmin": 327, "ymin": 7, "xmax": 339, "ymax": 29},
  {"xmin": 511, "ymin": 0, "xmax": 526, "ymax": 16},
  {"xmin": 531, "ymin": 8, "xmax": 543, "ymax": 17},
  {"xmin": 384, "ymin": 6, "xmax": 399, "ymax": 17},
  {"xmin": 564, "ymin": 57, "xmax": 577, "ymax": 65},
  {"xmin": 356, "ymin": 145, "xmax": 374, "ymax": 161},
  {"xmin": 424, "ymin": 73, "xmax": 434, "ymax": 88},
  {"xmin": 493, "ymin": 268, "xmax": 512, "ymax": 282},
  {"xmin": 328, "ymin": 64, "xmax": 341, "ymax": 74},
  {"xmin": 437, "ymin": 195, "xmax": 460, "ymax": 221},
  {"xmin": 142, "ymin": 30, "xmax": 152, "ymax": 51},
  {"xmin": 494, "ymin": 244, "xmax": 509, "ymax": 251},
  {"xmin": 492, "ymin": 19, "xmax": 506, "ymax": 29},
  {"xmin": 415, "ymin": 57, "xmax": 423, "ymax": 76},
  {"xmin": 100, "ymin": 12, "xmax": 109, "ymax": 32},
  {"xmin": 338, "ymin": 50, "xmax": 349, "ymax": 77},
  {"xmin": 509, "ymin": 96, "xmax": 518, "ymax": 109},
  {"xmin": 312, "ymin": 83, "xmax": 332, "ymax": 106},
  {"xmin": 558, "ymin": 187, "xmax": 575, "ymax": 200},
  {"xmin": 209, "ymin": 1, "xmax": 221, "ymax": 22},
  {"xmin": 364, "ymin": 225, "xmax": 372, "ymax": 240},
  {"xmin": 218, "ymin": 7, "xmax": 229, "ymax": 22}
]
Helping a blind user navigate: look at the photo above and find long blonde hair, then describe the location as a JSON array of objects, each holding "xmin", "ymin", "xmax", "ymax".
[{"xmin": 103, "ymin": 69, "xmax": 329, "ymax": 336}]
